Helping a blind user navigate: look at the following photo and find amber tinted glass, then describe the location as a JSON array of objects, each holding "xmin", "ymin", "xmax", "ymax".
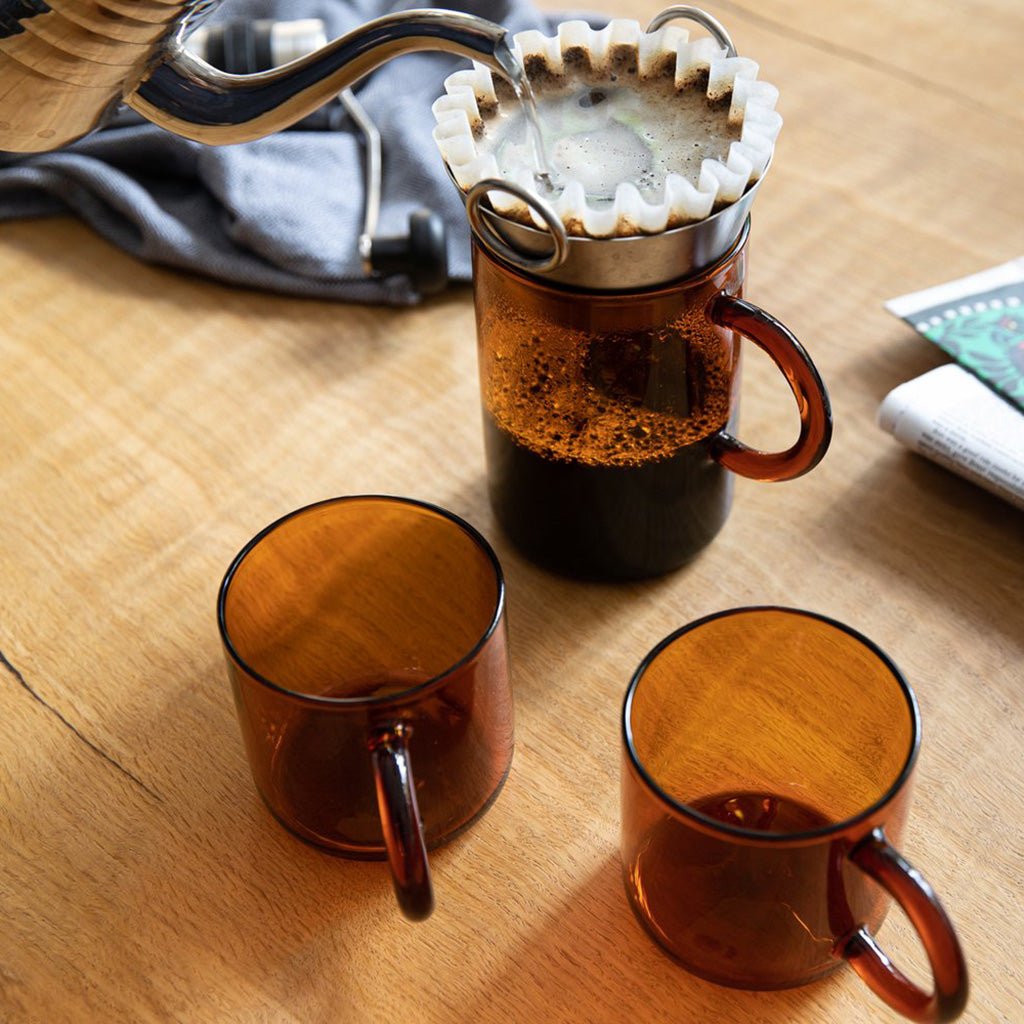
[
  {"xmin": 222, "ymin": 498, "xmax": 501, "ymax": 699},
  {"xmin": 628, "ymin": 607, "xmax": 915, "ymax": 826},
  {"xmin": 472, "ymin": 239, "xmax": 743, "ymax": 580},
  {"xmin": 474, "ymin": 243, "xmax": 742, "ymax": 472},
  {"xmin": 219, "ymin": 497, "xmax": 513, "ymax": 854},
  {"xmin": 622, "ymin": 608, "xmax": 919, "ymax": 990}
]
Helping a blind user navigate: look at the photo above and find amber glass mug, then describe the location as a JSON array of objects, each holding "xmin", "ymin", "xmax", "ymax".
[
  {"xmin": 621, "ymin": 607, "xmax": 968, "ymax": 1021},
  {"xmin": 471, "ymin": 218, "xmax": 832, "ymax": 581},
  {"xmin": 217, "ymin": 496, "xmax": 514, "ymax": 921}
]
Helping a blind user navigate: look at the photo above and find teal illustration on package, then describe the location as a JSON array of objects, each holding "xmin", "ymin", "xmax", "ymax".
[{"xmin": 885, "ymin": 260, "xmax": 1024, "ymax": 413}]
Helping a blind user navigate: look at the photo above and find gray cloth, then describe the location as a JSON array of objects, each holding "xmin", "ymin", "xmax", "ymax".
[{"xmin": 0, "ymin": 0, "xmax": 561, "ymax": 305}]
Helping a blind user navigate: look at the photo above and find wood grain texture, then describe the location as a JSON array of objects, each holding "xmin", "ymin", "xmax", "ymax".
[{"xmin": 1, "ymin": 2, "xmax": 1022, "ymax": 1022}]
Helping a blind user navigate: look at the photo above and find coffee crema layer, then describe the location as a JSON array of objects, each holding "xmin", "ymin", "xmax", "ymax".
[
  {"xmin": 433, "ymin": 19, "xmax": 782, "ymax": 238},
  {"xmin": 480, "ymin": 307, "xmax": 735, "ymax": 468}
]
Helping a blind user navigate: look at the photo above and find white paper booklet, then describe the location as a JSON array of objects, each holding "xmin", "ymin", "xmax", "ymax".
[{"xmin": 877, "ymin": 364, "xmax": 1024, "ymax": 511}]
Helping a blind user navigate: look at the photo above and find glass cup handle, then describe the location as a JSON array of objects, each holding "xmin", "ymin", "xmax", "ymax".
[
  {"xmin": 841, "ymin": 828, "xmax": 968, "ymax": 1022},
  {"xmin": 369, "ymin": 723, "xmax": 434, "ymax": 921},
  {"xmin": 707, "ymin": 293, "xmax": 833, "ymax": 481}
]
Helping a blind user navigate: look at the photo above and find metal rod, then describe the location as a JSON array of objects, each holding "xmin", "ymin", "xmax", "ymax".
[
  {"xmin": 645, "ymin": 6, "xmax": 737, "ymax": 57},
  {"xmin": 341, "ymin": 87, "xmax": 383, "ymax": 272}
]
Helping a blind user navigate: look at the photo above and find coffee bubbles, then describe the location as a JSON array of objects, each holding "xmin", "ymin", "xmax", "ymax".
[{"xmin": 433, "ymin": 19, "xmax": 782, "ymax": 238}]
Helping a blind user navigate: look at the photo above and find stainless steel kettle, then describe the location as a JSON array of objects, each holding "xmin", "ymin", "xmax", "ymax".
[{"xmin": 0, "ymin": 1, "xmax": 517, "ymax": 151}]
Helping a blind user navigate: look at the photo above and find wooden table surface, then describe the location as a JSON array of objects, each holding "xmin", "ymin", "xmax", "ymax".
[{"xmin": 2, "ymin": 2, "xmax": 1022, "ymax": 1022}]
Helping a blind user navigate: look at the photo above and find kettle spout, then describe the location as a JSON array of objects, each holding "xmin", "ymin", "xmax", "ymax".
[{"xmin": 126, "ymin": 10, "xmax": 518, "ymax": 145}]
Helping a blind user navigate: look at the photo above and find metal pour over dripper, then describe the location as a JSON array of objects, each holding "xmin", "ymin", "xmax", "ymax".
[{"xmin": 433, "ymin": 6, "xmax": 783, "ymax": 290}]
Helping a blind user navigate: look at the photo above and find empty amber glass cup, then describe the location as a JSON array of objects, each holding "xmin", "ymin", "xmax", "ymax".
[
  {"xmin": 218, "ymin": 496, "xmax": 514, "ymax": 921},
  {"xmin": 622, "ymin": 607, "xmax": 967, "ymax": 1021}
]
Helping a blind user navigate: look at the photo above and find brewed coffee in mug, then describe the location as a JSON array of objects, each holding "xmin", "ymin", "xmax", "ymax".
[
  {"xmin": 470, "ymin": 216, "xmax": 831, "ymax": 579},
  {"xmin": 437, "ymin": 12, "xmax": 832, "ymax": 580}
]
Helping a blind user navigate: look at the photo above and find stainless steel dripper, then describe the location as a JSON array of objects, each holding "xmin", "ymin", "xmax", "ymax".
[
  {"xmin": 459, "ymin": 6, "xmax": 757, "ymax": 291},
  {"xmin": 0, "ymin": 3, "xmax": 518, "ymax": 151},
  {"xmin": 464, "ymin": 171, "xmax": 767, "ymax": 290}
]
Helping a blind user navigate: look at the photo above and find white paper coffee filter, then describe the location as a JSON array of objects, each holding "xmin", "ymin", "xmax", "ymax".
[{"xmin": 432, "ymin": 18, "xmax": 782, "ymax": 238}]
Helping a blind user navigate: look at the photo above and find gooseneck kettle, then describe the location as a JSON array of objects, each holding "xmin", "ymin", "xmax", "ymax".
[{"xmin": 0, "ymin": 1, "xmax": 518, "ymax": 151}]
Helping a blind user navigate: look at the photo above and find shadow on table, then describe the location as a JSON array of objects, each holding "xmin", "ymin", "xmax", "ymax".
[
  {"xmin": 0, "ymin": 216, "xmax": 470, "ymax": 317},
  {"xmin": 137, "ymin": 727, "xmax": 391, "ymax": 1016},
  {"xmin": 811, "ymin": 449, "xmax": 1023, "ymax": 647},
  {"xmin": 446, "ymin": 853, "xmax": 837, "ymax": 1024},
  {"xmin": 1, "ymin": 215, "xmax": 474, "ymax": 398},
  {"xmin": 436, "ymin": 473, "xmax": 724, "ymax": 693}
]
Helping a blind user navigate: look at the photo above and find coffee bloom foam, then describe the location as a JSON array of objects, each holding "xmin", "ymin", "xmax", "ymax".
[{"xmin": 432, "ymin": 19, "xmax": 782, "ymax": 238}]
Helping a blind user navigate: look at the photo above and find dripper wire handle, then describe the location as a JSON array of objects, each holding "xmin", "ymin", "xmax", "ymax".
[
  {"xmin": 465, "ymin": 179, "xmax": 569, "ymax": 274},
  {"xmin": 646, "ymin": 6, "xmax": 738, "ymax": 57}
]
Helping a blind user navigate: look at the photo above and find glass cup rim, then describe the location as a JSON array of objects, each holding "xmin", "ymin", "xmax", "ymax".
[
  {"xmin": 622, "ymin": 605, "xmax": 922, "ymax": 845},
  {"xmin": 217, "ymin": 494, "xmax": 506, "ymax": 709}
]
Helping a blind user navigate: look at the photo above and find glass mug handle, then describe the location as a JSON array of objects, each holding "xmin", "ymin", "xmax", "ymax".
[
  {"xmin": 369, "ymin": 723, "xmax": 434, "ymax": 921},
  {"xmin": 707, "ymin": 294, "xmax": 833, "ymax": 481},
  {"xmin": 841, "ymin": 828, "xmax": 968, "ymax": 1022}
]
